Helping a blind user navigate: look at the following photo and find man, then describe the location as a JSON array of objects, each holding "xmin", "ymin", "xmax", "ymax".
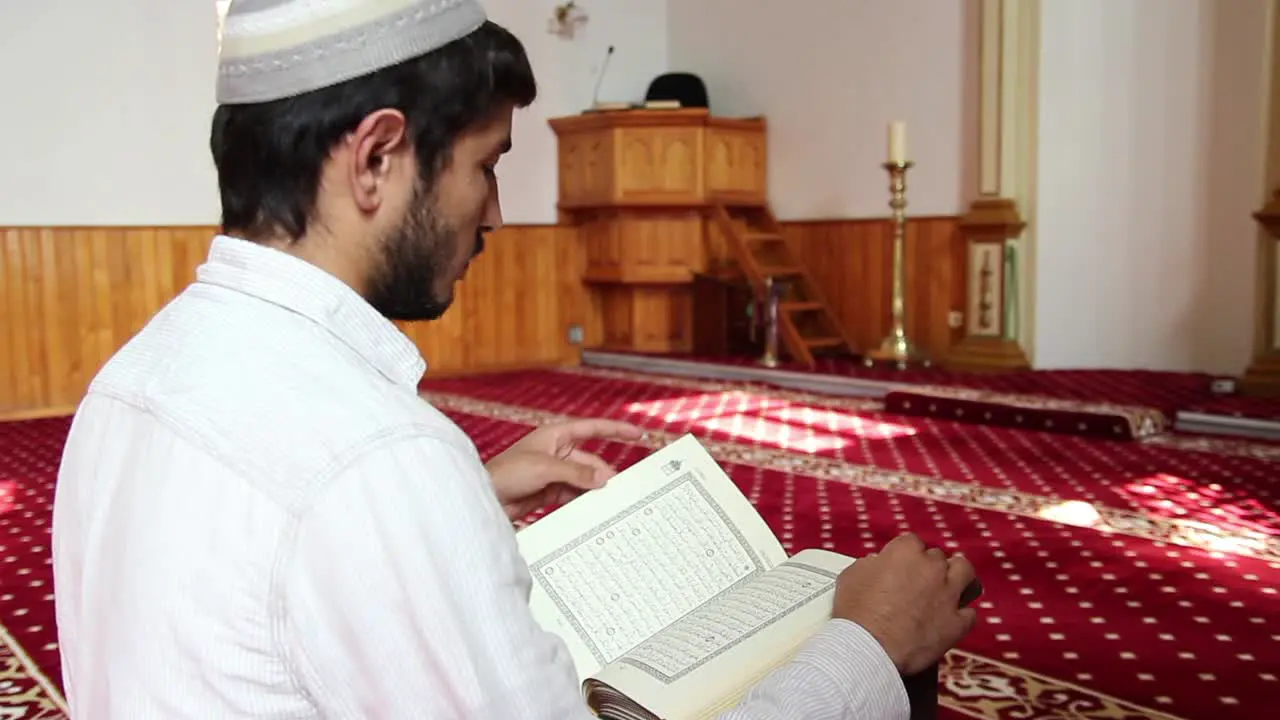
[{"xmin": 51, "ymin": 1, "xmax": 978, "ymax": 717}]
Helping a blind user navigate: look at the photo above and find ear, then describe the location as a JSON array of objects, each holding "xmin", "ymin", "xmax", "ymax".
[{"xmin": 345, "ymin": 109, "xmax": 411, "ymax": 214}]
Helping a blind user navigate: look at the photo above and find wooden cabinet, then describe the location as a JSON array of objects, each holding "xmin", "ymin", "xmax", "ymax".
[{"xmin": 550, "ymin": 109, "xmax": 767, "ymax": 354}]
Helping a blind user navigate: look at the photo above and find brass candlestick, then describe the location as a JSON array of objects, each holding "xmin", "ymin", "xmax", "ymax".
[
  {"xmin": 759, "ymin": 276, "xmax": 781, "ymax": 368},
  {"xmin": 865, "ymin": 161, "xmax": 928, "ymax": 369}
]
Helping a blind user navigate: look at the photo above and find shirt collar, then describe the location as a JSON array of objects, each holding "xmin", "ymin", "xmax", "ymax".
[{"xmin": 196, "ymin": 235, "xmax": 427, "ymax": 388}]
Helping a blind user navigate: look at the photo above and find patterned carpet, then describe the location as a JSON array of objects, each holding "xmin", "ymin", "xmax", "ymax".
[
  {"xmin": 2, "ymin": 365, "xmax": 1277, "ymax": 719},
  {"xmin": 0, "ymin": 417, "xmax": 66, "ymax": 717}
]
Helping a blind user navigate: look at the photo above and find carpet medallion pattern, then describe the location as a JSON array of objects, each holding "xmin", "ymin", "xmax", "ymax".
[
  {"xmin": 0, "ymin": 624, "xmax": 65, "ymax": 718},
  {"xmin": 940, "ymin": 652, "xmax": 1181, "ymax": 720}
]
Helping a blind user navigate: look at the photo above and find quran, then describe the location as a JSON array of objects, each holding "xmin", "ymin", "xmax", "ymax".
[{"xmin": 515, "ymin": 434, "xmax": 859, "ymax": 720}]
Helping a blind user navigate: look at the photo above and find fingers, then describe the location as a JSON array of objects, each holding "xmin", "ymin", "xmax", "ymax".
[
  {"xmin": 552, "ymin": 419, "xmax": 646, "ymax": 443},
  {"xmin": 884, "ymin": 532, "xmax": 925, "ymax": 555},
  {"xmin": 527, "ymin": 452, "xmax": 603, "ymax": 491},
  {"xmin": 947, "ymin": 555, "xmax": 978, "ymax": 598}
]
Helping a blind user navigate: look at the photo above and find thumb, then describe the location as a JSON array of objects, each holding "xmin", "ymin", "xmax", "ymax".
[
  {"xmin": 953, "ymin": 607, "xmax": 979, "ymax": 639},
  {"xmin": 566, "ymin": 448, "xmax": 617, "ymax": 483},
  {"xmin": 538, "ymin": 454, "xmax": 604, "ymax": 491}
]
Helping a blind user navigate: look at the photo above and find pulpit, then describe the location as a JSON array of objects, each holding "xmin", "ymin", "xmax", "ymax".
[{"xmin": 549, "ymin": 109, "xmax": 767, "ymax": 353}]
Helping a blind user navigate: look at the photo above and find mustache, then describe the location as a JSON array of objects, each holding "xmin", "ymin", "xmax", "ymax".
[{"xmin": 472, "ymin": 230, "xmax": 486, "ymax": 258}]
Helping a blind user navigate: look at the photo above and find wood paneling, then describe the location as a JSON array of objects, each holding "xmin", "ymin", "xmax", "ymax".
[
  {"xmin": 0, "ymin": 217, "xmax": 961, "ymax": 420},
  {"xmin": 0, "ymin": 225, "xmax": 586, "ymax": 420},
  {"xmin": 398, "ymin": 224, "xmax": 585, "ymax": 374},
  {"xmin": 786, "ymin": 216, "xmax": 965, "ymax": 361},
  {"xmin": 1, "ymin": 227, "xmax": 214, "ymax": 419}
]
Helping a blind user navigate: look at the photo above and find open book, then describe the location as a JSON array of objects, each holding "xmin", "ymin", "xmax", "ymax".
[{"xmin": 515, "ymin": 434, "xmax": 857, "ymax": 720}]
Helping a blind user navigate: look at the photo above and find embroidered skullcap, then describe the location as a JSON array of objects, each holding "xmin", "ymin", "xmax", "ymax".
[{"xmin": 216, "ymin": 0, "xmax": 487, "ymax": 104}]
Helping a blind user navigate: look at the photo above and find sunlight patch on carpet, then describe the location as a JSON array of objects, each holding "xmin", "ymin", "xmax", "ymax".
[
  {"xmin": 0, "ymin": 480, "xmax": 16, "ymax": 515},
  {"xmin": 1035, "ymin": 499, "xmax": 1104, "ymax": 528},
  {"xmin": 426, "ymin": 391, "xmax": 1280, "ymax": 565},
  {"xmin": 1122, "ymin": 473, "xmax": 1280, "ymax": 539},
  {"xmin": 621, "ymin": 390, "xmax": 915, "ymax": 454}
]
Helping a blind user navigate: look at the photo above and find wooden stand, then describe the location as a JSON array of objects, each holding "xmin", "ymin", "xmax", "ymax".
[
  {"xmin": 944, "ymin": 197, "xmax": 1031, "ymax": 372},
  {"xmin": 550, "ymin": 109, "xmax": 767, "ymax": 354},
  {"xmin": 1243, "ymin": 189, "xmax": 1280, "ymax": 397}
]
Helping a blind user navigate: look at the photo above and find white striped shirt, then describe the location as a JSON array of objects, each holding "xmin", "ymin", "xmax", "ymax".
[{"xmin": 52, "ymin": 235, "xmax": 909, "ymax": 718}]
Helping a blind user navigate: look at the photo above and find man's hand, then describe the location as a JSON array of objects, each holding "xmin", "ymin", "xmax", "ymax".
[
  {"xmin": 485, "ymin": 419, "xmax": 645, "ymax": 520},
  {"xmin": 832, "ymin": 533, "xmax": 980, "ymax": 675}
]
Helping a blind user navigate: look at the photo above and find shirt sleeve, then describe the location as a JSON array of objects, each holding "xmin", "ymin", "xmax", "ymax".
[
  {"xmin": 274, "ymin": 431, "xmax": 909, "ymax": 720},
  {"xmin": 720, "ymin": 619, "xmax": 911, "ymax": 720}
]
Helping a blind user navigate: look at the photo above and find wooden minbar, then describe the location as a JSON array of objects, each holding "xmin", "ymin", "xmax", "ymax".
[{"xmin": 549, "ymin": 108, "xmax": 767, "ymax": 354}]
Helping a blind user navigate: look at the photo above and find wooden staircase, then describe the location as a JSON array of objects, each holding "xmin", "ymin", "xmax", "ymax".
[{"xmin": 709, "ymin": 203, "xmax": 859, "ymax": 368}]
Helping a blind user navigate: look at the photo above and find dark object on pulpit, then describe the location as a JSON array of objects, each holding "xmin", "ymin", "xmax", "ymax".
[
  {"xmin": 902, "ymin": 578, "xmax": 985, "ymax": 720},
  {"xmin": 692, "ymin": 267, "xmax": 759, "ymax": 357},
  {"xmin": 645, "ymin": 72, "xmax": 709, "ymax": 108}
]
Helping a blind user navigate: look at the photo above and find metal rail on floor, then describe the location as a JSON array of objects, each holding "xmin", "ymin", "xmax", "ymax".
[
  {"xmin": 580, "ymin": 351, "xmax": 1280, "ymax": 442},
  {"xmin": 581, "ymin": 351, "xmax": 897, "ymax": 398}
]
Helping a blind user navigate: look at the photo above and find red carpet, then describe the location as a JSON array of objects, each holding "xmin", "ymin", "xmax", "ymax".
[
  {"xmin": 3, "ymin": 366, "xmax": 1278, "ymax": 719},
  {"xmin": 444, "ymin": 407, "xmax": 1280, "ymax": 720},
  {"xmin": 0, "ymin": 416, "xmax": 68, "ymax": 717},
  {"xmin": 428, "ymin": 368, "xmax": 1280, "ymax": 545}
]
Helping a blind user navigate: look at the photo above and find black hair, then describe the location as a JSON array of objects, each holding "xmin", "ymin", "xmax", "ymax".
[{"xmin": 209, "ymin": 20, "xmax": 536, "ymax": 241}]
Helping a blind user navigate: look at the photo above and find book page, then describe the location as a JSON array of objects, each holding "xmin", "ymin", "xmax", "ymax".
[
  {"xmin": 586, "ymin": 549, "xmax": 857, "ymax": 720},
  {"xmin": 515, "ymin": 434, "xmax": 787, "ymax": 681}
]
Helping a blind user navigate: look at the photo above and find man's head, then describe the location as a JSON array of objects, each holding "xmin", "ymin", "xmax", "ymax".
[{"xmin": 210, "ymin": 0, "xmax": 536, "ymax": 321}]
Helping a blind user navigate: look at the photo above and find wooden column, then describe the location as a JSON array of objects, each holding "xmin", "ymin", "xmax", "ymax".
[
  {"xmin": 549, "ymin": 109, "xmax": 768, "ymax": 354},
  {"xmin": 945, "ymin": 0, "xmax": 1038, "ymax": 371},
  {"xmin": 1243, "ymin": 3, "xmax": 1280, "ymax": 397},
  {"xmin": 1244, "ymin": 191, "xmax": 1280, "ymax": 396}
]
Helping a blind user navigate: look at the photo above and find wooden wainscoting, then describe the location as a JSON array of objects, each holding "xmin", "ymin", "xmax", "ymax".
[
  {"xmin": 0, "ymin": 225, "xmax": 586, "ymax": 420},
  {"xmin": 0, "ymin": 217, "xmax": 961, "ymax": 420},
  {"xmin": 396, "ymin": 224, "xmax": 587, "ymax": 374},
  {"xmin": 786, "ymin": 216, "xmax": 965, "ymax": 360},
  {"xmin": 1, "ymin": 227, "xmax": 215, "ymax": 420}
]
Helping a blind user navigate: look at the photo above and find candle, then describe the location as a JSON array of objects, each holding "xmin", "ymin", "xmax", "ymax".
[{"xmin": 887, "ymin": 121, "xmax": 907, "ymax": 164}]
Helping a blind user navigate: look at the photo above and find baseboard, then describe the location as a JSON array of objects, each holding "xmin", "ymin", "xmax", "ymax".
[
  {"xmin": 0, "ymin": 405, "xmax": 79, "ymax": 423},
  {"xmin": 942, "ymin": 337, "xmax": 1031, "ymax": 372}
]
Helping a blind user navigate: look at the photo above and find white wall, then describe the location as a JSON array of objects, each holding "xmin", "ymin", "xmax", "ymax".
[
  {"xmin": 1033, "ymin": 0, "xmax": 1269, "ymax": 374},
  {"xmin": 667, "ymin": 0, "xmax": 977, "ymax": 219},
  {"xmin": 0, "ymin": 0, "xmax": 221, "ymax": 226},
  {"xmin": 485, "ymin": 1, "xmax": 666, "ymax": 224},
  {"xmin": 0, "ymin": 0, "xmax": 667, "ymax": 226}
]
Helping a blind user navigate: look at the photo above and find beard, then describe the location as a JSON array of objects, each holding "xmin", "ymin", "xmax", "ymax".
[{"xmin": 365, "ymin": 180, "xmax": 468, "ymax": 322}]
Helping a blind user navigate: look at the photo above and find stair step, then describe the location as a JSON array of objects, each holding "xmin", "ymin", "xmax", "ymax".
[
  {"xmin": 757, "ymin": 265, "xmax": 803, "ymax": 277},
  {"xmin": 803, "ymin": 336, "xmax": 845, "ymax": 349},
  {"xmin": 781, "ymin": 301, "xmax": 822, "ymax": 312}
]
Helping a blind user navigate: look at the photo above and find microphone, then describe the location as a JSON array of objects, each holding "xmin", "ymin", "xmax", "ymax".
[{"xmin": 590, "ymin": 45, "xmax": 615, "ymax": 108}]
